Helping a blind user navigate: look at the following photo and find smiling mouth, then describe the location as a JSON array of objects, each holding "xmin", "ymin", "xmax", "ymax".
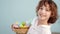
[{"xmin": 40, "ymin": 14, "xmax": 46, "ymax": 17}]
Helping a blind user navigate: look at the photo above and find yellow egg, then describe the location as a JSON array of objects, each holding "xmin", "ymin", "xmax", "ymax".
[
  {"xmin": 24, "ymin": 26, "xmax": 27, "ymax": 27},
  {"xmin": 15, "ymin": 21, "xmax": 19, "ymax": 24}
]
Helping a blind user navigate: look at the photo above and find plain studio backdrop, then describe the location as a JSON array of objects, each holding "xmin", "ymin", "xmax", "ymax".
[{"xmin": 0, "ymin": 0, "xmax": 60, "ymax": 34}]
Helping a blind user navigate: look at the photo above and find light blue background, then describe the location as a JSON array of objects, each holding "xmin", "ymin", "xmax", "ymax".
[{"xmin": 0, "ymin": 0, "xmax": 60, "ymax": 34}]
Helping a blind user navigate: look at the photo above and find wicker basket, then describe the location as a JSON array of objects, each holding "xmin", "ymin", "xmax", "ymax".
[{"xmin": 13, "ymin": 27, "xmax": 29, "ymax": 34}]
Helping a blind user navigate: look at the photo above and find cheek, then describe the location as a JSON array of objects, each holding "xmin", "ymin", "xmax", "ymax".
[
  {"xmin": 37, "ymin": 10, "xmax": 41, "ymax": 14},
  {"xmin": 47, "ymin": 12, "xmax": 51, "ymax": 18},
  {"xmin": 38, "ymin": 11, "xmax": 40, "ymax": 14}
]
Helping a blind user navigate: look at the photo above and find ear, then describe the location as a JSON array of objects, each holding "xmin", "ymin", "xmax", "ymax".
[{"xmin": 50, "ymin": 12, "xmax": 55, "ymax": 17}]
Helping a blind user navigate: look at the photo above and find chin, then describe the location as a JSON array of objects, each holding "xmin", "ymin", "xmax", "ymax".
[
  {"xmin": 39, "ymin": 17, "xmax": 47, "ymax": 20},
  {"xmin": 41, "ymin": 18, "xmax": 46, "ymax": 20}
]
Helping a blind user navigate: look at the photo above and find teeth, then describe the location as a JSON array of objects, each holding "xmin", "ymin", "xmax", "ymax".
[{"xmin": 40, "ymin": 15, "xmax": 46, "ymax": 17}]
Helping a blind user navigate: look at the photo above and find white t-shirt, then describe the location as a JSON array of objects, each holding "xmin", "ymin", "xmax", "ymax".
[{"xmin": 27, "ymin": 17, "xmax": 51, "ymax": 34}]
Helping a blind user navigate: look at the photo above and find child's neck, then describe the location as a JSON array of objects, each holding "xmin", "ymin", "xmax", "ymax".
[{"xmin": 37, "ymin": 19, "xmax": 48, "ymax": 26}]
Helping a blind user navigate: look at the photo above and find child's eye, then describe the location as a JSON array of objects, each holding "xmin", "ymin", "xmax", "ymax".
[
  {"xmin": 40, "ymin": 8, "xmax": 43, "ymax": 10},
  {"xmin": 46, "ymin": 9, "xmax": 50, "ymax": 11},
  {"xmin": 46, "ymin": 10, "xmax": 49, "ymax": 11}
]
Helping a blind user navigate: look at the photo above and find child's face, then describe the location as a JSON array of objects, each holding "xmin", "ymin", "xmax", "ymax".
[{"xmin": 37, "ymin": 5, "xmax": 51, "ymax": 21}]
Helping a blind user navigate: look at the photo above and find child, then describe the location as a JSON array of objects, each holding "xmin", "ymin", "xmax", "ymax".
[{"xmin": 27, "ymin": 0, "xmax": 58, "ymax": 34}]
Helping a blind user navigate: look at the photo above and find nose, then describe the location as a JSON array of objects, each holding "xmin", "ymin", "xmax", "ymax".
[{"xmin": 41, "ymin": 10, "xmax": 46, "ymax": 14}]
